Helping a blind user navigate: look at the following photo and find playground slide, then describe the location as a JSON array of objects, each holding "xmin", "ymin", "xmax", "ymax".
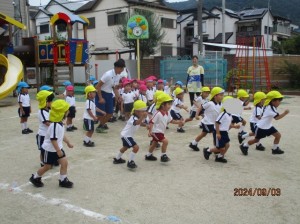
[{"xmin": 0, "ymin": 54, "xmax": 24, "ymax": 99}]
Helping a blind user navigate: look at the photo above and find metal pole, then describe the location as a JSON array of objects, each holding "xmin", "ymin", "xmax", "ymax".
[
  {"xmin": 266, "ymin": 0, "xmax": 270, "ymax": 48},
  {"xmin": 222, "ymin": 0, "xmax": 226, "ymax": 55},
  {"xmin": 197, "ymin": 0, "xmax": 203, "ymax": 55},
  {"xmin": 137, "ymin": 39, "xmax": 140, "ymax": 80}
]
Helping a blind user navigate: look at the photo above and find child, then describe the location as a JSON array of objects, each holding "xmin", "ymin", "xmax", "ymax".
[
  {"xmin": 163, "ymin": 78, "xmax": 172, "ymax": 95},
  {"xmin": 138, "ymin": 84, "xmax": 148, "ymax": 104},
  {"xmin": 239, "ymin": 91, "xmax": 289, "ymax": 155},
  {"xmin": 65, "ymin": 85, "xmax": 77, "ymax": 132},
  {"xmin": 86, "ymin": 75, "xmax": 96, "ymax": 86},
  {"xmin": 170, "ymin": 87, "xmax": 188, "ymax": 133},
  {"xmin": 185, "ymin": 86, "xmax": 210, "ymax": 123},
  {"xmin": 36, "ymin": 90, "xmax": 55, "ymax": 166},
  {"xmin": 146, "ymin": 78, "xmax": 156, "ymax": 105},
  {"xmin": 83, "ymin": 85, "xmax": 106, "ymax": 147},
  {"xmin": 40, "ymin": 85, "xmax": 53, "ymax": 91},
  {"xmin": 17, "ymin": 81, "xmax": 33, "ymax": 134},
  {"xmin": 203, "ymin": 96, "xmax": 240, "ymax": 163},
  {"xmin": 29, "ymin": 100, "xmax": 74, "ymax": 188},
  {"xmin": 145, "ymin": 93, "xmax": 184, "ymax": 162},
  {"xmin": 131, "ymin": 79, "xmax": 139, "ymax": 98},
  {"xmin": 121, "ymin": 81, "xmax": 136, "ymax": 121},
  {"xmin": 171, "ymin": 81, "xmax": 184, "ymax": 98},
  {"xmin": 113, "ymin": 100, "xmax": 148, "ymax": 169},
  {"xmin": 156, "ymin": 79, "xmax": 165, "ymax": 91},
  {"xmin": 189, "ymin": 87, "xmax": 224, "ymax": 151},
  {"xmin": 234, "ymin": 89, "xmax": 252, "ymax": 144},
  {"xmin": 239, "ymin": 91, "xmax": 267, "ymax": 150},
  {"xmin": 58, "ymin": 81, "xmax": 72, "ymax": 99}
]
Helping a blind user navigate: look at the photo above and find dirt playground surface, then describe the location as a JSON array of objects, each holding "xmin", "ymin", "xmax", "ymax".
[{"xmin": 0, "ymin": 90, "xmax": 299, "ymax": 224}]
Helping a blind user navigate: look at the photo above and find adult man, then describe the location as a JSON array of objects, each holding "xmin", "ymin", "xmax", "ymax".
[{"xmin": 95, "ymin": 59, "xmax": 125, "ymax": 133}]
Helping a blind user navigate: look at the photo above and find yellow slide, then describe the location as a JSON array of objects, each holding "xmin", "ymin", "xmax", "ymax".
[{"xmin": 0, "ymin": 54, "xmax": 24, "ymax": 99}]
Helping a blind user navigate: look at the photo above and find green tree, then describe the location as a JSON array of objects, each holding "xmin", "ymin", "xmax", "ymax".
[
  {"xmin": 277, "ymin": 60, "xmax": 300, "ymax": 88},
  {"xmin": 281, "ymin": 35, "xmax": 300, "ymax": 55},
  {"xmin": 116, "ymin": 8, "xmax": 166, "ymax": 59}
]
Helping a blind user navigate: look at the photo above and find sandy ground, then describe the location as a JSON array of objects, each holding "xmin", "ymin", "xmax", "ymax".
[{"xmin": 0, "ymin": 90, "xmax": 299, "ymax": 224}]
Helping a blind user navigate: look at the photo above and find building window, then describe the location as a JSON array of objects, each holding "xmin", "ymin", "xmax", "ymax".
[
  {"xmin": 161, "ymin": 18, "xmax": 176, "ymax": 29},
  {"xmin": 264, "ymin": 26, "xmax": 272, "ymax": 34},
  {"xmin": 161, "ymin": 43, "xmax": 173, "ymax": 56},
  {"xmin": 57, "ymin": 23, "xmax": 67, "ymax": 32},
  {"xmin": 107, "ymin": 13, "xmax": 126, "ymax": 26},
  {"xmin": 185, "ymin": 27, "xmax": 194, "ymax": 37},
  {"xmin": 246, "ymin": 26, "xmax": 253, "ymax": 32},
  {"xmin": 87, "ymin": 17, "xmax": 95, "ymax": 29},
  {"xmin": 40, "ymin": 24, "xmax": 49, "ymax": 34}
]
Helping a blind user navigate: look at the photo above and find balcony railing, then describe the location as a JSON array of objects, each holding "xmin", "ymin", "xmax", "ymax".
[{"xmin": 273, "ymin": 24, "xmax": 291, "ymax": 36}]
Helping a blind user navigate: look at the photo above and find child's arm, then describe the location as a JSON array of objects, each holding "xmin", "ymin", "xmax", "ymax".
[
  {"xmin": 51, "ymin": 139, "xmax": 64, "ymax": 158},
  {"xmin": 215, "ymin": 122, "xmax": 221, "ymax": 140},
  {"xmin": 63, "ymin": 135, "xmax": 73, "ymax": 148},
  {"xmin": 274, "ymin": 109, "xmax": 289, "ymax": 120},
  {"xmin": 19, "ymin": 102, "xmax": 25, "ymax": 115},
  {"xmin": 176, "ymin": 104, "xmax": 189, "ymax": 112},
  {"xmin": 87, "ymin": 109, "xmax": 98, "ymax": 121},
  {"xmin": 230, "ymin": 123, "xmax": 240, "ymax": 129},
  {"xmin": 148, "ymin": 122, "xmax": 154, "ymax": 137},
  {"xmin": 134, "ymin": 112, "xmax": 148, "ymax": 126}
]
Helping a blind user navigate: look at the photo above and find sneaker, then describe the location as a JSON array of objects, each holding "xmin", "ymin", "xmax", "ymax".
[
  {"xmin": 239, "ymin": 144, "xmax": 248, "ymax": 155},
  {"xmin": 94, "ymin": 120, "xmax": 99, "ymax": 124},
  {"xmin": 240, "ymin": 131, "xmax": 247, "ymax": 136},
  {"xmin": 102, "ymin": 124, "xmax": 109, "ymax": 130},
  {"xmin": 203, "ymin": 147, "xmax": 212, "ymax": 160},
  {"xmin": 238, "ymin": 133, "xmax": 244, "ymax": 144},
  {"xmin": 145, "ymin": 154, "xmax": 157, "ymax": 161},
  {"xmin": 29, "ymin": 174, "xmax": 44, "ymax": 187},
  {"xmin": 199, "ymin": 124, "xmax": 203, "ymax": 129},
  {"xmin": 177, "ymin": 128, "xmax": 185, "ymax": 133},
  {"xmin": 66, "ymin": 127, "xmax": 74, "ymax": 132},
  {"xmin": 26, "ymin": 128, "xmax": 34, "ymax": 133},
  {"xmin": 215, "ymin": 156, "xmax": 227, "ymax": 163},
  {"xmin": 127, "ymin": 161, "xmax": 137, "ymax": 169},
  {"xmin": 189, "ymin": 143, "xmax": 200, "ymax": 151},
  {"xmin": 22, "ymin": 129, "xmax": 29, "ymax": 134},
  {"xmin": 83, "ymin": 141, "xmax": 95, "ymax": 147},
  {"xmin": 113, "ymin": 158, "xmax": 126, "ymax": 164},
  {"xmin": 112, "ymin": 116, "xmax": 117, "ymax": 122},
  {"xmin": 59, "ymin": 177, "xmax": 73, "ymax": 188},
  {"xmin": 40, "ymin": 163, "xmax": 44, "ymax": 167},
  {"xmin": 256, "ymin": 144, "xmax": 266, "ymax": 151},
  {"xmin": 161, "ymin": 154, "xmax": 170, "ymax": 162},
  {"xmin": 118, "ymin": 115, "xmax": 123, "ymax": 120},
  {"xmin": 95, "ymin": 127, "xmax": 107, "ymax": 133},
  {"xmin": 272, "ymin": 147, "xmax": 284, "ymax": 155},
  {"xmin": 71, "ymin": 126, "xmax": 78, "ymax": 130},
  {"xmin": 166, "ymin": 126, "xmax": 169, "ymax": 129}
]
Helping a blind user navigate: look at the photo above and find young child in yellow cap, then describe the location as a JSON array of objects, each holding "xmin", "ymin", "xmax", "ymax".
[
  {"xmin": 240, "ymin": 91, "xmax": 289, "ymax": 155},
  {"xmin": 29, "ymin": 100, "xmax": 74, "ymax": 188},
  {"xmin": 113, "ymin": 100, "xmax": 148, "ymax": 169},
  {"xmin": 146, "ymin": 93, "xmax": 184, "ymax": 162},
  {"xmin": 170, "ymin": 87, "xmax": 188, "ymax": 133},
  {"xmin": 83, "ymin": 85, "xmax": 106, "ymax": 147},
  {"xmin": 36, "ymin": 90, "xmax": 55, "ymax": 167}
]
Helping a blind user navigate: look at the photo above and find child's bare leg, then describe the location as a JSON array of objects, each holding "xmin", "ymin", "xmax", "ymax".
[
  {"xmin": 37, "ymin": 164, "xmax": 52, "ymax": 176},
  {"xmin": 66, "ymin": 117, "xmax": 72, "ymax": 126},
  {"xmin": 272, "ymin": 132, "xmax": 281, "ymax": 144},
  {"xmin": 161, "ymin": 138, "xmax": 169, "ymax": 153},
  {"xmin": 148, "ymin": 140, "xmax": 157, "ymax": 154},
  {"xmin": 129, "ymin": 145, "xmax": 139, "ymax": 162},
  {"xmin": 271, "ymin": 132, "xmax": 284, "ymax": 153},
  {"xmin": 58, "ymin": 157, "xmax": 68, "ymax": 175},
  {"xmin": 195, "ymin": 131, "xmax": 207, "ymax": 142},
  {"xmin": 239, "ymin": 120, "xmax": 247, "ymax": 133},
  {"xmin": 185, "ymin": 117, "xmax": 193, "ymax": 122}
]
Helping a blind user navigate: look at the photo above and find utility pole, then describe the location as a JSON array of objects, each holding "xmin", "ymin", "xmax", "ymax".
[
  {"xmin": 222, "ymin": 0, "xmax": 226, "ymax": 55},
  {"xmin": 197, "ymin": 0, "xmax": 203, "ymax": 55},
  {"xmin": 266, "ymin": 0, "xmax": 270, "ymax": 48}
]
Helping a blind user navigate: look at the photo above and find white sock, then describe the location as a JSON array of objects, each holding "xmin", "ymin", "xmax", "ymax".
[
  {"xmin": 192, "ymin": 140, "xmax": 198, "ymax": 145},
  {"xmin": 67, "ymin": 124, "xmax": 72, "ymax": 128},
  {"xmin": 34, "ymin": 172, "xmax": 41, "ymax": 179},
  {"xmin": 239, "ymin": 125, "xmax": 245, "ymax": 133},
  {"xmin": 146, "ymin": 152, "xmax": 152, "ymax": 157},
  {"xmin": 273, "ymin": 144, "xmax": 279, "ymax": 150},
  {"xmin": 129, "ymin": 152, "xmax": 136, "ymax": 162},
  {"xmin": 217, "ymin": 154, "xmax": 223, "ymax": 158},
  {"xmin": 84, "ymin": 136, "xmax": 90, "ymax": 143},
  {"xmin": 24, "ymin": 122, "xmax": 28, "ymax": 129},
  {"xmin": 116, "ymin": 152, "xmax": 123, "ymax": 160},
  {"xmin": 242, "ymin": 133, "xmax": 249, "ymax": 139},
  {"xmin": 59, "ymin": 174, "xmax": 67, "ymax": 181},
  {"xmin": 21, "ymin": 123, "xmax": 26, "ymax": 130},
  {"xmin": 256, "ymin": 141, "xmax": 261, "ymax": 146},
  {"xmin": 161, "ymin": 153, "xmax": 166, "ymax": 156},
  {"xmin": 207, "ymin": 148, "xmax": 211, "ymax": 152},
  {"xmin": 243, "ymin": 142, "xmax": 249, "ymax": 147}
]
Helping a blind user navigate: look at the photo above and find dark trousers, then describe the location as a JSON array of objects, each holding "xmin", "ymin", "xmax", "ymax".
[{"xmin": 189, "ymin": 92, "xmax": 201, "ymax": 106}]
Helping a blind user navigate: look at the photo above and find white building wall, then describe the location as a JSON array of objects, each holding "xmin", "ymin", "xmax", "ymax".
[{"xmin": 261, "ymin": 11, "xmax": 273, "ymax": 48}]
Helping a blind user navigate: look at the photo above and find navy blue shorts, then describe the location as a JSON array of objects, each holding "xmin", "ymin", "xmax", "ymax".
[
  {"xmin": 255, "ymin": 126, "xmax": 278, "ymax": 140},
  {"xmin": 42, "ymin": 149, "xmax": 65, "ymax": 165},
  {"xmin": 67, "ymin": 106, "xmax": 76, "ymax": 118},
  {"xmin": 232, "ymin": 115, "xmax": 244, "ymax": 124},
  {"xmin": 84, "ymin": 118, "xmax": 94, "ymax": 131},
  {"xmin": 201, "ymin": 123, "xmax": 215, "ymax": 133},
  {"xmin": 97, "ymin": 91, "xmax": 114, "ymax": 115},
  {"xmin": 170, "ymin": 110, "xmax": 182, "ymax": 120},
  {"xmin": 123, "ymin": 103, "xmax": 134, "ymax": 113},
  {"xmin": 121, "ymin": 137, "xmax": 137, "ymax": 148},
  {"xmin": 189, "ymin": 110, "xmax": 196, "ymax": 118},
  {"xmin": 36, "ymin": 134, "xmax": 45, "ymax": 151},
  {"xmin": 213, "ymin": 131, "xmax": 230, "ymax": 149},
  {"xmin": 18, "ymin": 106, "xmax": 30, "ymax": 117},
  {"xmin": 250, "ymin": 122, "xmax": 257, "ymax": 133}
]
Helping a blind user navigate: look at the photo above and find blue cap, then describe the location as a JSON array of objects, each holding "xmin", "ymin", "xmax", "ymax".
[
  {"xmin": 40, "ymin": 85, "xmax": 53, "ymax": 91},
  {"xmin": 175, "ymin": 81, "xmax": 184, "ymax": 87},
  {"xmin": 17, "ymin": 81, "xmax": 30, "ymax": 93},
  {"xmin": 89, "ymin": 75, "xmax": 96, "ymax": 81},
  {"xmin": 93, "ymin": 80, "xmax": 99, "ymax": 86},
  {"xmin": 63, "ymin": 81, "xmax": 72, "ymax": 86}
]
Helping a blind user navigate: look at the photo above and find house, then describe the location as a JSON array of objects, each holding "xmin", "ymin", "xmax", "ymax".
[
  {"xmin": 272, "ymin": 15, "xmax": 292, "ymax": 42},
  {"xmin": 75, "ymin": 0, "xmax": 178, "ymax": 59}
]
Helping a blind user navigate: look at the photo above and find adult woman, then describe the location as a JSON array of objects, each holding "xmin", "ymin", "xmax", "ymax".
[{"xmin": 186, "ymin": 55, "xmax": 204, "ymax": 106}]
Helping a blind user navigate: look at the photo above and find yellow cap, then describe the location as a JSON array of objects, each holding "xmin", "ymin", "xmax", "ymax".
[
  {"xmin": 174, "ymin": 87, "xmax": 184, "ymax": 96},
  {"xmin": 156, "ymin": 93, "xmax": 173, "ymax": 109},
  {"xmin": 237, "ymin": 89, "xmax": 249, "ymax": 98},
  {"xmin": 131, "ymin": 100, "xmax": 147, "ymax": 114},
  {"xmin": 36, "ymin": 90, "xmax": 53, "ymax": 109},
  {"xmin": 210, "ymin": 87, "xmax": 225, "ymax": 100},
  {"xmin": 201, "ymin": 86, "xmax": 210, "ymax": 92},
  {"xmin": 85, "ymin": 85, "xmax": 96, "ymax": 98},
  {"xmin": 264, "ymin": 90, "xmax": 283, "ymax": 106},
  {"xmin": 253, "ymin": 92, "xmax": 267, "ymax": 106},
  {"xmin": 49, "ymin": 100, "xmax": 70, "ymax": 122},
  {"xmin": 153, "ymin": 90, "xmax": 164, "ymax": 101}
]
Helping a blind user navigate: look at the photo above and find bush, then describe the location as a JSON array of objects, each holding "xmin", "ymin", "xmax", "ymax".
[{"xmin": 277, "ymin": 60, "xmax": 300, "ymax": 88}]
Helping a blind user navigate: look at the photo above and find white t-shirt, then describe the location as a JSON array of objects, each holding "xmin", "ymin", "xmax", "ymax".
[
  {"xmin": 249, "ymin": 106, "xmax": 263, "ymax": 124},
  {"xmin": 38, "ymin": 109, "xmax": 50, "ymax": 136},
  {"xmin": 83, "ymin": 99, "xmax": 96, "ymax": 120},
  {"xmin": 146, "ymin": 88, "xmax": 155, "ymax": 101},
  {"xmin": 147, "ymin": 103, "xmax": 157, "ymax": 115},
  {"xmin": 100, "ymin": 69, "xmax": 118, "ymax": 93},
  {"xmin": 150, "ymin": 110, "xmax": 173, "ymax": 133},
  {"xmin": 18, "ymin": 93, "xmax": 30, "ymax": 107},
  {"xmin": 191, "ymin": 96, "xmax": 206, "ymax": 111},
  {"xmin": 216, "ymin": 111, "xmax": 232, "ymax": 131},
  {"xmin": 42, "ymin": 122, "xmax": 64, "ymax": 152},
  {"xmin": 132, "ymin": 88, "xmax": 139, "ymax": 98},
  {"xmin": 122, "ymin": 91, "xmax": 135, "ymax": 104},
  {"xmin": 138, "ymin": 94, "xmax": 148, "ymax": 104},
  {"xmin": 171, "ymin": 98, "xmax": 184, "ymax": 113},
  {"xmin": 201, "ymin": 101, "xmax": 222, "ymax": 125},
  {"xmin": 164, "ymin": 86, "xmax": 171, "ymax": 95},
  {"xmin": 121, "ymin": 115, "xmax": 141, "ymax": 138},
  {"xmin": 256, "ymin": 105, "xmax": 279, "ymax": 129},
  {"xmin": 65, "ymin": 95, "xmax": 76, "ymax": 107}
]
